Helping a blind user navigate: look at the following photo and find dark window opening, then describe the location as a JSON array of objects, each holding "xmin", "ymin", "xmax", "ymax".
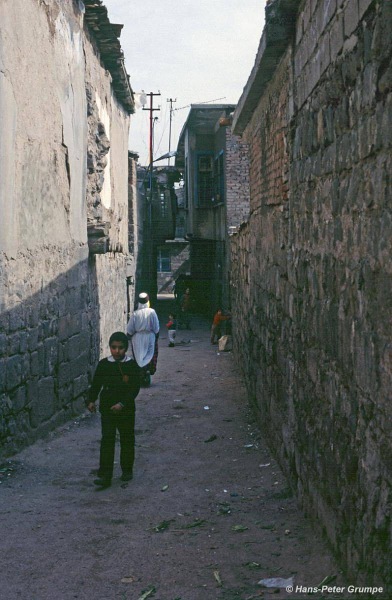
[
  {"xmin": 157, "ymin": 248, "xmax": 171, "ymax": 272},
  {"xmin": 197, "ymin": 154, "xmax": 214, "ymax": 206}
]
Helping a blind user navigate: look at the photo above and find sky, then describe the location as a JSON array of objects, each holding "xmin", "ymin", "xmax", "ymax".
[{"xmin": 103, "ymin": 0, "xmax": 267, "ymax": 166}]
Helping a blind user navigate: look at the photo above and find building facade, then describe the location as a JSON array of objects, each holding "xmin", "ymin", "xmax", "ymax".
[
  {"xmin": 134, "ymin": 165, "xmax": 181, "ymax": 303},
  {"xmin": 0, "ymin": 0, "xmax": 135, "ymax": 457},
  {"xmin": 175, "ymin": 105, "xmax": 250, "ymax": 315}
]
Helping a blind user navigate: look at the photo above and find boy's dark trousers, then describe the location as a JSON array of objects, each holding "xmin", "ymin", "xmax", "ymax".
[{"xmin": 99, "ymin": 411, "xmax": 135, "ymax": 480}]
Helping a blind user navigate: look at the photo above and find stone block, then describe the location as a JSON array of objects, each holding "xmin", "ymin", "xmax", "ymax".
[
  {"xmin": 68, "ymin": 313, "xmax": 83, "ymax": 338},
  {"xmin": 27, "ymin": 304, "xmax": 40, "ymax": 328},
  {"xmin": 73, "ymin": 373, "xmax": 89, "ymax": 398},
  {"xmin": 330, "ymin": 12, "xmax": 344, "ymax": 61},
  {"xmin": 69, "ymin": 352, "xmax": 89, "ymax": 378},
  {"xmin": 9, "ymin": 308, "xmax": 23, "ymax": 333},
  {"xmin": 6, "ymin": 355, "xmax": 22, "ymax": 390},
  {"xmin": 57, "ymin": 362, "xmax": 71, "ymax": 388},
  {"xmin": 0, "ymin": 360, "xmax": 6, "ymax": 393},
  {"xmin": 44, "ymin": 337, "xmax": 59, "ymax": 376},
  {"xmin": 362, "ymin": 62, "xmax": 377, "ymax": 108},
  {"xmin": 8, "ymin": 333, "xmax": 20, "ymax": 356},
  {"xmin": 35, "ymin": 343, "xmax": 45, "ymax": 374},
  {"xmin": 11, "ymin": 386, "xmax": 27, "ymax": 412},
  {"xmin": 27, "ymin": 328, "xmax": 39, "ymax": 352},
  {"xmin": 320, "ymin": 33, "xmax": 331, "ymax": 75},
  {"xmin": 358, "ymin": 0, "xmax": 373, "ymax": 20},
  {"xmin": 303, "ymin": 0, "xmax": 311, "ymax": 31},
  {"xmin": 57, "ymin": 384, "xmax": 72, "ymax": 407},
  {"xmin": 27, "ymin": 379, "xmax": 39, "ymax": 405},
  {"xmin": 29, "ymin": 377, "xmax": 56, "ymax": 427},
  {"xmin": 30, "ymin": 351, "xmax": 40, "ymax": 377},
  {"xmin": 0, "ymin": 310, "xmax": 10, "ymax": 332},
  {"xmin": 19, "ymin": 332, "xmax": 28, "ymax": 354},
  {"xmin": 0, "ymin": 334, "xmax": 7, "ymax": 357},
  {"xmin": 296, "ymin": 13, "xmax": 304, "ymax": 45},
  {"xmin": 322, "ymin": 0, "xmax": 337, "ymax": 30},
  {"xmin": 343, "ymin": 0, "xmax": 359, "ymax": 38},
  {"xmin": 58, "ymin": 315, "xmax": 71, "ymax": 341},
  {"xmin": 65, "ymin": 332, "xmax": 90, "ymax": 362}
]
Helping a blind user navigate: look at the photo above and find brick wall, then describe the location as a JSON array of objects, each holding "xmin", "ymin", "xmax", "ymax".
[
  {"xmin": 225, "ymin": 128, "xmax": 250, "ymax": 229},
  {"xmin": 231, "ymin": 0, "xmax": 392, "ymax": 586}
]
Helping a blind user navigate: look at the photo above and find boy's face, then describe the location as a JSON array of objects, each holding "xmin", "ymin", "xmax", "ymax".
[{"xmin": 110, "ymin": 342, "xmax": 127, "ymax": 362}]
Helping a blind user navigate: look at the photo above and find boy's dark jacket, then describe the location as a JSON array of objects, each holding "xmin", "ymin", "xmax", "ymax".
[{"xmin": 88, "ymin": 358, "xmax": 140, "ymax": 416}]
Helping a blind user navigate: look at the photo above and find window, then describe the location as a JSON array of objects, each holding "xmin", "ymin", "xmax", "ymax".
[
  {"xmin": 214, "ymin": 152, "xmax": 224, "ymax": 204},
  {"xmin": 157, "ymin": 248, "xmax": 171, "ymax": 272},
  {"xmin": 175, "ymin": 215, "xmax": 186, "ymax": 238},
  {"xmin": 197, "ymin": 154, "xmax": 214, "ymax": 206}
]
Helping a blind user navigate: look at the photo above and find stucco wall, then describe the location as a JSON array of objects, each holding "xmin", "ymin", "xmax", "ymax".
[
  {"xmin": 0, "ymin": 0, "xmax": 132, "ymax": 457},
  {"xmin": 0, "ymin": 0, "xmax": 87, "ymax": 255},
  {"xmin": 231, "ymin": 0, "xmax": 392, "ymax": 586}
]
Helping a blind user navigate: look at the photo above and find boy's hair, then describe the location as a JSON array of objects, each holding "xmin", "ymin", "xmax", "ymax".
[
  {"xmin": 169, "ymin": 313, "xmax": 176, "ymax": 318},
  {"xmin": 109, "ymin": 331, "xmax": 129, "ymax": 349}
]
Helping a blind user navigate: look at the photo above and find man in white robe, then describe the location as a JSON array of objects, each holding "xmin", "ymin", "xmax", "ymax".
[{"xmin": 127, "ymin": 293, "xmax": 160, "ymax": 369}]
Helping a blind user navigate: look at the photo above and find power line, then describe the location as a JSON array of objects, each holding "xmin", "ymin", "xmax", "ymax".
[{"xmin": 174, "ymin": 96, "xmax": 227, "ymax": 111}]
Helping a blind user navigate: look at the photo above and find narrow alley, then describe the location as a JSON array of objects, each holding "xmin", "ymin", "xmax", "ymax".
[{"xmin": 0, "ymin": 299, "xmax": 342, "ymax": 600}]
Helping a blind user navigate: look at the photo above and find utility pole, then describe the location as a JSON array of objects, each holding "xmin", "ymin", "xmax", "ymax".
[
  {"xmin": 142, "ymin": 92, "xmax": 161, "ymax": 220},
  {"xmin": 167, "ymin": 97, "xmax": 177, "ymax": 165},
  {"xmin": 143, "ymin": 92, "xmax": 161, "ymax": 168},
  {"xmin": 142, "ymin": 92, "xmax": 160, "ymax": 301}
]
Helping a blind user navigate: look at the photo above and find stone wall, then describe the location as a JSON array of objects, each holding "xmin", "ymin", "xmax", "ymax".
[
  {"xmin": 0, "ymin": 0, "xmax": 133, "ymax": 458},
  {"xmin": 231, "ymin": 0, "xmax": 392, "ymax": 586}
]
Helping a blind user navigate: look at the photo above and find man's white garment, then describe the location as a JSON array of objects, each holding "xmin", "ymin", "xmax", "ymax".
[{"xmin": 127, "ymin": 305, "xmax": 160, "ymax": 367}]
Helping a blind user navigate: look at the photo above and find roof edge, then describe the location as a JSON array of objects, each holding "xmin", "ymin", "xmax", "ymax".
[
  {"xmin": 232, "ymin": 0, "xmax": 299, "ymax": 135},
  {"xmin": 84, "ymin": 1, "xmax": 135, "ymax": 114}
]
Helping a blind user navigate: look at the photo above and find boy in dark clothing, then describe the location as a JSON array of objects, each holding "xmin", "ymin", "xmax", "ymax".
[{"xmin": 87, "ymin": 332, "xmax": 140, "ymax": 488}]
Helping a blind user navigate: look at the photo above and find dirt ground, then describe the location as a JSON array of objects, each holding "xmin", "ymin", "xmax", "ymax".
[{"xmin": 0, "ymin": 297, "xmax": 346, "ymax": 600}]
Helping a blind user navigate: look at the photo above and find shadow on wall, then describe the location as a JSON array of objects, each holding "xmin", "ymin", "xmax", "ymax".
[{"xmin": 0, "ymin": 258, "xmax": 101, "ymax": 459}]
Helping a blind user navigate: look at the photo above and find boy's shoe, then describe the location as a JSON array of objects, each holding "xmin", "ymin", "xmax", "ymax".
[
  {"xmin": 93, "ymin": 478, "xmax": 111, "ymax": 488},
  {"xmin": 142, "ymin": 371, "xmax": 151, "ymax": 387},
  {"xmin": 169, "ymin": 343, "xmax": 174, "ymax": 347},
  {"xmin": 120, "ymin": 472, "xmax": 133, "ymax": 482}
]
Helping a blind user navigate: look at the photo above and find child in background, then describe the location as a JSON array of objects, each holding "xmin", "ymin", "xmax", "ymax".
[
  {"xmin": 87, "ymin": 332, "xmax": 140, "ymax": 488},
  {"xmin": 210, "ymin": 309, "xmax": 231, "ymax": 344},
  {"xmin": 166, "ymin": 313, "xmax": 177, "ymax": 347}
]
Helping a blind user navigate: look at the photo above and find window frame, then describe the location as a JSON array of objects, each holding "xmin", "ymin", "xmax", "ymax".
[
  {"xmin": 195, "ymin": 152, "xmax": 214, "ymax": 207},
  {"xmin": 157, "ymin": 248, "xmax": 171, "ymax": 273}
]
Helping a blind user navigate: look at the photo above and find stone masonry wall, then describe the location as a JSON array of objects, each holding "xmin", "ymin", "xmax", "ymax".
[
  {"xmin": 231, "ymin": 0, "xmax": 392, "ymax": 586},
  {"xmin": 0, "ymin": 0, "xmax": 132, "ymax": 458}
]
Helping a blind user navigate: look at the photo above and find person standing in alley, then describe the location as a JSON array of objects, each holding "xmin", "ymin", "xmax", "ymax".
[
  {"xmin": 127, "ymin": 292, "xmax": 160, "ymax": 385},
  {"xmin": 166, "ymin": 313, "xmax": 177, "ymax": 347},
  {"xmin": 87, "ymin": 332, "xmax": 140, "ymax": 489},
  {"xmin": 210, "ymin": 308, "xmax": 231, "ymax": 344}
]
